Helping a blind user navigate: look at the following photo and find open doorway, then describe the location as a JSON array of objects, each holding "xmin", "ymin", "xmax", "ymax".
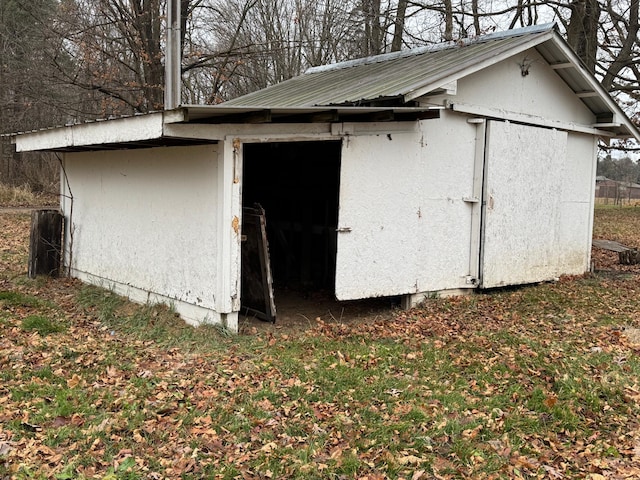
[{"xmin": 241, "ymin": 141, "xmax": 342, "ymax": 321}]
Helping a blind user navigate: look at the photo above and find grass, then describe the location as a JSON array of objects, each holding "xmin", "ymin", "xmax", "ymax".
[
  {"xmin": 76, "ymin": 285, "xmax": 229, "ymax": 352},
  {"xmin": 593, "ymin": 203, "xmax": 640, "ymax": 245},
  {"xmin": 21, "ymin": 315, "xmax": 66, "ymax": 335},
  {"xmin": 0, "ymin": 183, "xmax": 57, "ymax": 208},
  {"xmin": 0, "ymin": 291, "xmax": 46, "ymax": 308},
  {"xmin": 1, "ymin": 206, "xmax": 640, "ymax": 478},
  {"xmin": 0, "ymin": 184, "xmax": 38, "ymax": 206}
]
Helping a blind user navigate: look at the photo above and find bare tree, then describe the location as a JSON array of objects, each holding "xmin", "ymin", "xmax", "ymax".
[
  {"xmin": 51, "ymin": 0, "xmax": 175, "ymax": 115},
  {"xmin": 391, "ymin": 0, "xmax": 408, "ymax": 50},
  {"xmin": 2, "ymin": 0, "xmax": 640, "ymax": 138},
  {"xmin": 599, "ymin": 0, "xmax": 639, "ymax": 91},
  {"xmin": 0, "ymin": 0, "xmax": 67, "ymax": 188}
]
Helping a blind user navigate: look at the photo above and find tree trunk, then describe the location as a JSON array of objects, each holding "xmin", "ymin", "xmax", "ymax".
[
  {"xmin": 601, "ymin": 0, "xmax": 639, "ymax": 91},
  {"xmin": 443, "ymin": 0, "xmax": 454, "ymax": 41},
  {"xmin": 472, "ymin": 0, "xmax": 481, "ymax": 36},
  {"xmin": 363, "ymin": 0, "xmax": 382, "ymax": 55},
  {"xmin": 566, "ymin": 0, "xmax": 600, "ymax": 73},
  {"xmin": 391, "ymin": 0, "xmax": 408, "ymax": 52}
]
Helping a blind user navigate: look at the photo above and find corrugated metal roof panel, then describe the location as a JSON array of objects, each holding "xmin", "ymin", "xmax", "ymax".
[
  {"xmin": 221, "ymin": 23, "xmax": 639, "ymax": 140},
  {"xmin": 224, "ymin": 26, "xmax": 554, "ymax": 108}
]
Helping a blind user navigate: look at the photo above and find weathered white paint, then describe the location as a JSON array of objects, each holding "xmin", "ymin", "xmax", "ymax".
[
  {"xmin": 216, "ymin": 138, "xmax": 241, "ymax": 331},
  {"xmin": 18, "ymin": 37, "xmax": 613, "ymax": 326},
  {"xmin": 480, "ymin": 121, "xmax": 569, "ymax": 287},
  {"xmin": 163, "ymin": 120, "xmax": 419, "ymax": 142},
  {"xmin": 425, "ymin": 47, "xmax": 596, "ymax": 127},
  {"xmin": 447, "ymin": 102, "xmax": 612, "ymax": 137},
  {"xmin": 15, "ymin": 111, "xmax": 185, "ymax": 152},
  {"xmin": 560, "ymin": 132, "xmax": 598, "ymax": 271},
  {"xmin": 468, "ymin": 118, "xmax": 486, "ymax": 283},
  {"xmin": 163, "ymin": 122, "xmax": 333, "ymax": 142},
  {"xmin": 335, "ymin": 113, "xmax": 477, "ymax": 300},
  {"xmin": 61, "ymin": 145, "xmax": 230, "ymax": 327},
  {"xmin": 405, "ymin": 31, "xmax": 556, "ymax": 102}
]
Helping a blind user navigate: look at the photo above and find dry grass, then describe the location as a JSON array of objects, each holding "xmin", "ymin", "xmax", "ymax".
[
  {"xmin": 0, "ymin": 183, "xmax": 57, "ymax": 208},
  {"xmin": 593, "ymin": 204, "xmax": 640, "ymax": 247}
]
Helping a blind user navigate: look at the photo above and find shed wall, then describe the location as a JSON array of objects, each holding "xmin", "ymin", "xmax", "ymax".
[
  {"xmin": 426, "ymin": 47, "xmax": 596, "ymax": 127},
  {"xmin": 61, "ymin": 145, "xmax": 221, "ymax": 324},
  {"xmin": 558, "ymin": 132, "xmax": 597, "ymax": 271}
]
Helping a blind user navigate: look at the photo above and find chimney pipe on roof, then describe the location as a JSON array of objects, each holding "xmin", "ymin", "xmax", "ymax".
[{"xmin": 164, "ymin": 0, "xmax": 181, "ymax": 109}]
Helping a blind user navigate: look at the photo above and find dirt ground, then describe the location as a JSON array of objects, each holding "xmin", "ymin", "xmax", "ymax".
[{"xmin": 238, "ymin": 290, "xmax": 400, "ymax": 335}]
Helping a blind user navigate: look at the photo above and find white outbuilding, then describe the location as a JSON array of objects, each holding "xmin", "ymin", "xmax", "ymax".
[{"xmin": 13, "ymin": 24, "xmax": 640, "ymax": 332}]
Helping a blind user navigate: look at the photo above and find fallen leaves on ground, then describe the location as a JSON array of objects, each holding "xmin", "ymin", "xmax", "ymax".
[{"xmin": 2, "ymin": 208, "xmax": 640, "ymax": 479}]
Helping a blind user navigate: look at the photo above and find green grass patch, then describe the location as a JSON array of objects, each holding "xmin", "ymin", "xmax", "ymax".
[
  {"xmin": 75, "ymin": 285, "xmax": 231, "ymax": 352},
  {"xmin": 21, "ymin": 315, "xmax": 66, "ymax": 335},
  {"xmin": 0, "ymin": 290, "xmax": 45, "ymax": 308}
]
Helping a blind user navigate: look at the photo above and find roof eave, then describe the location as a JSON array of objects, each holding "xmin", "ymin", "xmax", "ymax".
[
  {"xmin": 12, "ymin": 105, "xmax": 441, "ymax": 153},
  {"xmin": 544, "ymin": 32, "xmax": 640, "ymax": 142},
  {"xmin": 13, "ymin": 110, "xmax": 187, "ymax": 153}
]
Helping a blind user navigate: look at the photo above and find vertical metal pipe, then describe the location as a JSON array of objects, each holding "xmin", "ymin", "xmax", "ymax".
[{"xmin": 165, "ymin": 0, "xmax": 181, "ymax": 109}]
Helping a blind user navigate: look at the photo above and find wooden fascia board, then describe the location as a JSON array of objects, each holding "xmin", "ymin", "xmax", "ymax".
[
  {"xmin": 163, "ymin": 120, "xmax": 422, "ymax": 142},
  {"xmin": 576, "ymin": 91, "xmax": 598, "ymax": 98},
  {"xmin": 14, "ymin": 111, "xmax": 184, "ymax": 152},
  {"xmin": 13, "ymin": 127, "xmax": 73, "ymax": 152},
  {"xmin": 162, "ymin": 122, "xmax": 333, "ymax": 141},
  {"xmin": 549, "ymin": 62, "xmax": 573, "ymax": 69},
  {"xmin": 447, "ymin": 101, "xmax": 616, "ymax": 137},
  {"xmin": 403, "ymin": 31, "xmax": 555, "ymax": 103}
]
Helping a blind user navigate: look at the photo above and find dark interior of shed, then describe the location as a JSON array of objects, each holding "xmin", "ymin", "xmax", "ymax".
[{"xmin": 242, "ymin": 141, "xmax": 341, "ymax": 294}]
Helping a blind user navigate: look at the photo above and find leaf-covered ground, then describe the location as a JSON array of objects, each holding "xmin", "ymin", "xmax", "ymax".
[{"xmin": 2, "ymin": 207, "xmax": 640, "ymax": 479}]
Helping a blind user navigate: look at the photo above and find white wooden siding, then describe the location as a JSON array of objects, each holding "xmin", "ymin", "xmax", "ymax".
[
  {"xmin": 62, "ymin": 145, "xmax": 222, "ymax": 325},
  {"xmin": 335, "ymin": 115, "xmax": 477, "ymax": 299},
  {"xmin": 480, "ymin": 121, "xmax": 569, "ymax": 287},
  {"xmin": 425, "ymin": 47, "xmax": 596, "ymax": 128}
]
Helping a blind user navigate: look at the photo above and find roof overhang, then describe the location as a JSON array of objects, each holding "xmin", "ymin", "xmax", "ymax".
[
  {"xmin": 11, "ymin": 105, "xmax": 440, "ymax": 153},
  {"xmin": 534, "ymin": 31, "xmax": 639, "ymax": 140},
  {"xmin": 407, "ymin": 27, "xmax": 639, "ymax": 141}
]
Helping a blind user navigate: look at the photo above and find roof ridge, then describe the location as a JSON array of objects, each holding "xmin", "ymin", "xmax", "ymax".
[{"xmin": 305, "ymin": 22, "xmax": 557, "ymax": 75}]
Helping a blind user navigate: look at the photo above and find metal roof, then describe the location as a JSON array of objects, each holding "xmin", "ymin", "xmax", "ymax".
[
  {"xmin": 223, "ymin": 23, "xmax": 638, "ymax": 139},
  {"xmin": 224, "ymin": 26, "xmax": 556, "ymax": 108}
]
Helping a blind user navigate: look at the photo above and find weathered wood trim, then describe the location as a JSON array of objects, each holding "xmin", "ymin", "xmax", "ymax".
[
  {"xmin": 468, "ymin": 118, "xmax": 486, "ymax": 284},
  {"xmin": 447, "ymin": 101, "xmax": 614, "ymax": 136},
  {"xmin": 28, "ymin": 209, "xmax": 63, "ymax": 278},
  {"xmin": 14, "ymin": 111, "xmax": 186, "ymax": 152},
  {"xmin": 163, "ymin": 122, "xmax": 332, "ymax": 141}
]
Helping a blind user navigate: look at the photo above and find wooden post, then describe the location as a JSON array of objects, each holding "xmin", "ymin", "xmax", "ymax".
[{"xmin": 28, "ymin": 209, "xmax": 63, "ymax": 278}]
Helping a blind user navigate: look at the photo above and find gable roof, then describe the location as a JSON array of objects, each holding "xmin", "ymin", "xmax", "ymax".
[
  {"xmin": 225, "ymin": 24, "xmax": 554, "ymax": 108},
  {"xmin": 223, "ymin": 23, "xmax": 638, "ymax": 139}
]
